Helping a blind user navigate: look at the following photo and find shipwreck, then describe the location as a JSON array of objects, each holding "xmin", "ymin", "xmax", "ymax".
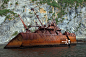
[{"xmin": 4, "ymin": 8, "xmax": 76, "ymax": 48}]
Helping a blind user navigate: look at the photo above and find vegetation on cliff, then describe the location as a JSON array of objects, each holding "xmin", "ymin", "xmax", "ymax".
[
  {"xmin": 31, "ymin": 0, "xmax": 86, "ymax": 25},
  {"xmin": 32, "ymin": 0, "xmax": 85, "ymax": 17}
]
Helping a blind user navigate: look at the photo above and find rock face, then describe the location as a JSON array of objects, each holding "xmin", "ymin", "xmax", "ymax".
[
  {"xmin": 58, "ymin": 6, "xmax": 86, "ymax": 39},
  {"xmin": 0, "ymin": 0, "xmax": 86, "ymax": 43},
  {"xmin": 0, "ymin": 16, "xmax": 6, "ymax": 24}
]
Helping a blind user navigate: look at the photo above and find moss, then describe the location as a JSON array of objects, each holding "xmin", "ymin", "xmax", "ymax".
[
  {"xmin": 49, "ymin": 11, "xmax": 52, "ymax": 13},
  {"xmin": 12, "ymin": 31, "xmax": 18, "ymax": 36},
  {"xmin": 15, "ymin": 1, "xmax": 18, "ymax": 5},
  {"xmin": 1, "ymin": 0, "xmax": 9, "ymax": 9},
  {"xmin": 74, "ymin": 23, "xmax": 81, "ymax": 32},
  {"xmin": 1, "ymin": 4, "xmax": 5, "ymax": 9},
  {"xmin": 10, "ymin": 3, "xmax": 12, "ymax": 5},
  {"xmin": 60, "ymin": 18, "xmax": 64, "ymax": 23},
  {"xmin": 67, "ymin": 22, "xmax": 69, "ymax": 24},
  {"xmin": 44, "ymin": 14, "xmax": 46, "ymax": 16},
  {"xmin": 74, "ymin": 16, "xmax": 77, "ymax": 18},
  {"xmin": 85, "ymin": 29, "xmax": 86, "ymax": 31},
  {"xmin": 3, "ymin": 0, "xmax": 9, "ymax": 4},
  {"xmin": 52, "ymin": 13, "xmax": 55, "ymax": 16},
  {"xmin": 48, "ymin": 18, "xmax": 52, "ymax": 21},
  {"xmin": 32, "ymin": 0, "xmax": 37, "ymax": 2},
  {"xmin": 23, "ymin": 6, "xmax": 25, "ymax": 8},
  {"xmin": 29, "ymin": 12, "xmax": 33, "ymax": 14},
  {"xmin": 54, "ymin": 18, "xmax": 59, "ymax": 24},
  {"xmin": 6, "ymin": 15, "xmax": 10, "ymax": 19},
  {"xmin": 57, "ymin": 10, "xmax": 66, "ymax": 18}
]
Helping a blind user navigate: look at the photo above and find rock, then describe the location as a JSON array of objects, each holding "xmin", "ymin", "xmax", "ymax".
[
  {"xmin": 0, "ymin": 16, "xmax": 6, "ymax": 24},
  {"xmin": 5, "ymin": 19, "xmax": 10, "ymax": 23}
]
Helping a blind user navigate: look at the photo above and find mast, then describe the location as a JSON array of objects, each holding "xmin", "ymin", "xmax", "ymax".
[
  {"xmin": 31, "ymin": 8, "xmax": 43, "ymax": 26},
  {"xmin": 18, "ymin": 14, "xmax": 28, "ymax": 30}
]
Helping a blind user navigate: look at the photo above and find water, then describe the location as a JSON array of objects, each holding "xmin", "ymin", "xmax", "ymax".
[{"xmin": 0, "ymin": 43, "xmax": 86, "ymax": 57}]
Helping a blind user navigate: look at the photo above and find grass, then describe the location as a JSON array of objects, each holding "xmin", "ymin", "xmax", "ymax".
[
  {"xmin": 0, "ymin": 9, "xmax": 18, "ymax": 21},
  {"xmin": 12, "ymin": 31, "xmax": 18, "ymax": 36},
  {"xmin": 0, "ymin": 9, "xmax": 16, "ymax": 16},
  {"xmin": 0, "ymin": 9, "xmax": 10, "ymax": 16}
]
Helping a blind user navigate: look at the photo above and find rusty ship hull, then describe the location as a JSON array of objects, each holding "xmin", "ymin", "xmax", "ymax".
[
  {"xmin": 4, "ymin": 33, "xmax": 76, "ymax": 48},
  {"xmin": 4, "ymin": 9, "xmax": 76, "ymax": 48}
]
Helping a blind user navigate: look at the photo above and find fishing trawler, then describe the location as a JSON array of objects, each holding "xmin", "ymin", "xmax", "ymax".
[{"xmin": 4, "ymin": 8, "xmax": 76, "ymax": 48}]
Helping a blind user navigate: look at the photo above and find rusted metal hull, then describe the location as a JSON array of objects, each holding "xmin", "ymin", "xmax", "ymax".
[{"xmin": 4, "ymin": 32, "xmax": 76, "ymax": 48}]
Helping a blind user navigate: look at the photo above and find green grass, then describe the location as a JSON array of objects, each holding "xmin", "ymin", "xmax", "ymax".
[
  {"xmin": 0, "ymin": 9, "xmax": 18, "ymax": 21},
  {"xmin": 12, "ymin": 31, "xmax": 18, "ymax": 36},
  {"xmin": 0, "ymin": 9, "xmax": 16, "ymax": 16},
  {"xmin": 0, "ymin": 9, "xmax": 10, "ymax": 16}
]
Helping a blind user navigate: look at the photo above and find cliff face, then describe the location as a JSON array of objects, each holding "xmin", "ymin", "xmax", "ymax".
[{"xmin": 0, "ymin": 0, "xmax": 86, "ymax": 43}]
